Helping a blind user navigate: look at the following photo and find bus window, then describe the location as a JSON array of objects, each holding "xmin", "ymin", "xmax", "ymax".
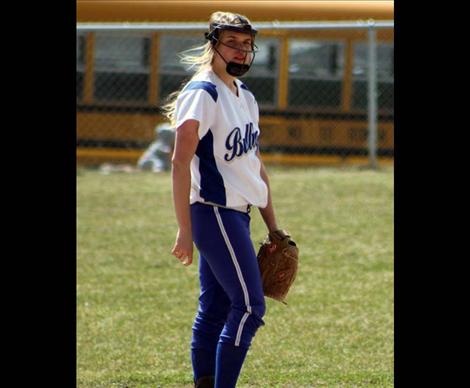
[
  {"xmin": 288, "ymin": 40, "xmax": 344, "ymax": 109},
  {"xmin": 159, "ymin": 34, "xmax": 202, "ymax": 101},
  {"xmin": 94, "ymin": 31, "xmax": 151, "ymax": 102},
  {"xmin": 352, "ymin": 42, "xmax": 394, "ymax": 112},
  {"xmin": 76, "ymin": 32, "xmax": 86, "ymax": 101},
  {"xmin": 241, "ymin": 38, "xmax": 280, "ymax": 107}
]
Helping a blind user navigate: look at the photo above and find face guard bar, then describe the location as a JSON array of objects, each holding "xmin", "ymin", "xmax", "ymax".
[{"xmin": 210, "ymin": 37, "xmax": 259, "ymax": 54}]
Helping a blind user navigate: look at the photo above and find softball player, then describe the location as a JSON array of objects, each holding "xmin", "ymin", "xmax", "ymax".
[{"xmin": 164, "ymin": 11, "xmax": 279, "ymax": 388}]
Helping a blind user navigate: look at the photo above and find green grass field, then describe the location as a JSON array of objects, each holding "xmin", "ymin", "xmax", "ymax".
[{"xmin": 77, "ymin": 165, "xmax": 394, "ymax": 387}]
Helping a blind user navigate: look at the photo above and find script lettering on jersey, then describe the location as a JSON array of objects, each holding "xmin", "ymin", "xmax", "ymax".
[{"xmin": 224, "ymin": 123, "xmax": 260, "ymax": 162}]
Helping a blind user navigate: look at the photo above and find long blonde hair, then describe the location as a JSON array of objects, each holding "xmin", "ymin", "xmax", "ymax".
[{"xmin": 160, "ymin": 11, "xmax": 254, "ymax": 126}]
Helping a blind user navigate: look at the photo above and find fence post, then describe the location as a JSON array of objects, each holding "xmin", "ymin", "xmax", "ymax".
[{"xmin": 367, "ymin": 19, "xmax": 378, "ymax": 169}]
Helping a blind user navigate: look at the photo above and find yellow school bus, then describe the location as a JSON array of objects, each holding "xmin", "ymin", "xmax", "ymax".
[{"xmin": 77, "ymin": 1, "xmax": 394, "ymax": 166}]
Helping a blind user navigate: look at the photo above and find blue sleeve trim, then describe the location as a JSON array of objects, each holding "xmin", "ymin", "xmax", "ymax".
[
  {"xmin": 184, "ymin": 81, "xmax": 218, "ymax": 103},
  {"xmin": 240, "ymin": 83, "xmax": 255, "ymax": 98}
]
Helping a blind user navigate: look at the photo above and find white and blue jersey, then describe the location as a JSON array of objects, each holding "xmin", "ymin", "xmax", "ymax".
[{"xmin": 175, "ymin": 69, "xmax": 268, "ymax": 210}]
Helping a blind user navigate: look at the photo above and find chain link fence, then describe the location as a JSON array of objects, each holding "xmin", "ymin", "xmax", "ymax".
[{"xmin": 77, "ymin": 21, "xmax": 393, "ymax": 169}]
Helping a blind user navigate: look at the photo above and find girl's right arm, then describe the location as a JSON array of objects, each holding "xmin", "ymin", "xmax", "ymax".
[{"xmin": 171, "ymin": 119, "xmax": 200, "ymax": 266}]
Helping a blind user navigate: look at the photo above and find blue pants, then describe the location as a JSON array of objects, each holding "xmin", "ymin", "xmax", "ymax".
[{"xmin": 190, "ymin": 202, "xmax": 266, "ymax": 383}]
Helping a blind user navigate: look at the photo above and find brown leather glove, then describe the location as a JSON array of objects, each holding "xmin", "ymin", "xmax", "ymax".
[{"xmin": 257, "ymin": 229, "xmax": 299, "ymax": 304}]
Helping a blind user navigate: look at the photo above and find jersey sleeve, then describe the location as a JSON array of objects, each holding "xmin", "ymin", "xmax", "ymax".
[{"xmin": 175, "ymin": 86, "xmax": 217, "ymax": 139}]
